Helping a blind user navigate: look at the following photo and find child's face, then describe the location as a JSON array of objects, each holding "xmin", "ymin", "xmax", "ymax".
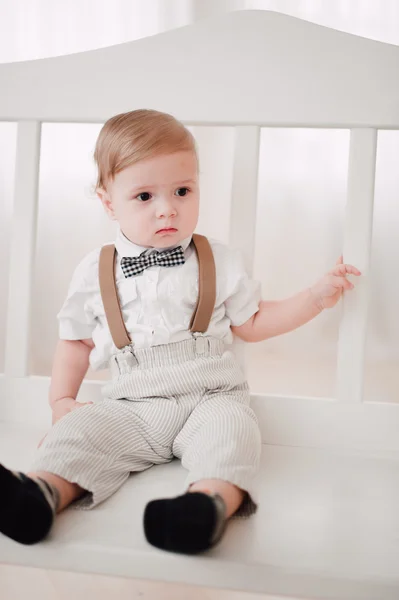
[{"xmin": 99, "ymin": 151, "xmax": 199, "ymax": 248}]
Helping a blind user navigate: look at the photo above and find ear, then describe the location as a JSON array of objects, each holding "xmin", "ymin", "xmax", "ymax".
[{"xmin": 97, "ymin": 187, "xmax": 116, "ymax": 220}]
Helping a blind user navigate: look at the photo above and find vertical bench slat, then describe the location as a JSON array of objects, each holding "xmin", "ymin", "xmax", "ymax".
[
  {"xmin": 5, "ymin": 121, "xmax": 41, "ymax": 377},
  {"xmin": 229, "ymin": 126, "xmax": 260, "ymax": 274},
  {"xmin": 336, "ymin": 128, "xmax": 377, "ymax": 404}
]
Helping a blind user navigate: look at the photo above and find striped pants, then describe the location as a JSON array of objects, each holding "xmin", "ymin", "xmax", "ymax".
[{"xmin": 31, "ymin": 337, "xmax": 262, "ymax": 516}]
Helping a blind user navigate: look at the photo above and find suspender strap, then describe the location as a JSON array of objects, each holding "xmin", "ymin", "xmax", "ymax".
[
  {"xmin": 98, "ymin": 233, "xmax": 216, "ymax": 349},
  {"xmin": 99, "ymin": 244, "xmax": 131, "ymax": 349},
  {"xmin": 189, "ymin": 233, "xmax": 216, "ymax": 334}
]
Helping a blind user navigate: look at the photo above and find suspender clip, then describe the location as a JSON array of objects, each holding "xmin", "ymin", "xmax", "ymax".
[
  {"xmin": 110, "ymin": 345, "xmax": 138, "ymax": 376},
  {"xmin": 193, "ymin": 332, "xmax": 206, "ymax": 354}
]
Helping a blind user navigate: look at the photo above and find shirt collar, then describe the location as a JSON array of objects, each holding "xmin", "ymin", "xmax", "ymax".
[{"xmin": 114, "ymin": 226, "xmax": 192, "ymax": 259}]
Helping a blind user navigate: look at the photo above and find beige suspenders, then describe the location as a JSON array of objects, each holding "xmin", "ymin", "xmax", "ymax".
[{"xmin": 98, "ymin": 234, "xmax": 216, "ymax": 350}]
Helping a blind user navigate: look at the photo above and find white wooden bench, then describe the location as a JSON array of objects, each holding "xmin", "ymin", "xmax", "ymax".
[{"xmin": 1, "ymin": 10, "xmax": 399, "ymax": 600}]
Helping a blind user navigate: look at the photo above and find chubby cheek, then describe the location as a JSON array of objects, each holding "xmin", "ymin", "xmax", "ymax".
[
  {"xmin": 121, "ymin": 204, "xmax": 155, "ymax": 240},
  {"xmin": 186, "ymin": 200, "xmax": 199, "ymax": 227},
  {"xmin": 119, "ymin": 199, "xmax": 149, "ymax": 220}
]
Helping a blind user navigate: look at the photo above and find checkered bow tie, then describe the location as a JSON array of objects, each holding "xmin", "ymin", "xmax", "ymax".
[{"xmin": 120, "ymin": 246, "xmax": 185, "ymax": 278}]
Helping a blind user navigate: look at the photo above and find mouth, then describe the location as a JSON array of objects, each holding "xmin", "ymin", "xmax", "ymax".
[{"xmin": 156, "ymin": 227, "xmax": 178, "ymax": 234}]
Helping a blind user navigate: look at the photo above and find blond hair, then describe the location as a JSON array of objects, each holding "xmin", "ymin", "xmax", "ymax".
[{"xmin": 94, "ymin": 109, "xmax": 197, "ymax": 190}]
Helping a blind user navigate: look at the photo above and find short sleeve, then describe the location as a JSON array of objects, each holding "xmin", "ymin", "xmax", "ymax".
[
  {"xmin": 57, "ymin": 248, "xmax": 100, "ymax": 340},
  {"xmin": 223, "ymin": 248, "xmax": 261, "ymax": 326}
]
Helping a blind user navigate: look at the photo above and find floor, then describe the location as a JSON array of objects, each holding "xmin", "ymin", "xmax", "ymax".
[
  {"xmin": 1, "ymin": 423, "xmax": 399, "ymax": 600},
  {"xmin": 0, "ymin": 564, "xmax": 294, "ymax": 600}
]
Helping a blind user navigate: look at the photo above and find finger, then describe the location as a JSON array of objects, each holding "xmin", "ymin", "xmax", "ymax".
[
  {"xmin": 328, "ymin": 257, "xmax": 343, "ymax": 274},
  {"xmin": 72, "ymin": 401, "xmax": 93, "ymax": 410},
  {"xmin": 38, "ymin": 435, "xmax": 47, "ymax": 448},
  {"xmin": 331, "ymin": 275, "xmax": 354, "ymax": 290},
  {"xmin": 332, "ymin": 264, "xmax": 361, "ymax": 276}
]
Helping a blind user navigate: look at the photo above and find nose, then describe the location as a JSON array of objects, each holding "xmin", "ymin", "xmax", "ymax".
[{"xmin": 156, "ymin": 196, "xmax": 177, "ymax": 219}]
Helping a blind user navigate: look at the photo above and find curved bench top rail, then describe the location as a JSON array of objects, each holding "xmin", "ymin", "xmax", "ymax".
[{"xmin": 0, "ymin": 10, "xmax": 398, "ymax": 128}]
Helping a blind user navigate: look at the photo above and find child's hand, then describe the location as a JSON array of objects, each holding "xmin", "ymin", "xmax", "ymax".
[
  {"xmin": 37, "ymin": 398, "xmax": 93, "ymax": 448},
  {"xmin": 51, "ymin": 397, "xmax": 93, "ymax": 425},
  {"xmin": 310, "ymin": 256, "xmax": 361, "ymax": 310}
]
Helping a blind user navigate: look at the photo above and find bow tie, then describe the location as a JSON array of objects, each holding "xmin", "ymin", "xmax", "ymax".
[{"xmin": 120, "ymin": 246, "xmax": 185, "ymax": 278}]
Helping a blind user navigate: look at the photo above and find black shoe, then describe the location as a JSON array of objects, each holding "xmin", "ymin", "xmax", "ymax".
[
  {"xmin": 0, "ymin": 464, "xmax": 54, "ymax": 545},
  {"xmin": 143, "ymin": 492, "xmax": 227, "ymax": 554}
]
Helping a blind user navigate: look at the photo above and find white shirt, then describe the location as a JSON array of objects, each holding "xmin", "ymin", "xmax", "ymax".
[{"xmin": 57, "ymin": 228, "xmax": 261, "ymax": 370}]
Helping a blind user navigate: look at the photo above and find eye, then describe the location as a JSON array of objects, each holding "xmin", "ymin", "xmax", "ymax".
[
  {"xmin": 175, "ymin": 187, "xmax": 190, "ymax": 197},
  {"xmin": 136, "ymin": 192, "xmax": 152, "ymax": 202}
]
